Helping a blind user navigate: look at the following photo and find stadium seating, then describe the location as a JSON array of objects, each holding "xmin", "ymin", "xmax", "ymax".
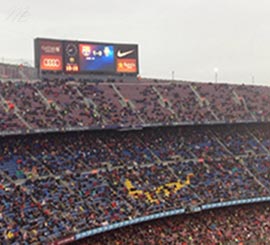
[
  {"xmin": 1, "ymin": 123, "xmax": 270, "ymax": 243},
  {"xmin": 155, "ymin": 83, "xmax": 215, "ymax": 123},
  {"xmin": 194, "ymin": 83, "xmax": 254, "ymax": 122},
  {"xmin": 2, "ymin": 79, "xmax": 270, "ymax": 134},
  {"xmin": 77, "ymin": 203, "xmax": 270, "ymax": 244},
  {"xmin": 2, "ymin": 78, "xmax": 270, "ymax": 243},
  {"xmin": 235, "ymin": 85, "xmax": 270, "ymax": 121}
]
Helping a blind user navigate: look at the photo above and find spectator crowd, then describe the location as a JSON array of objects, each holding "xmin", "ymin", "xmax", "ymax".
[
  {"xmin": 78, "ymin": 203, "xmax": 270, "ymax": 245},
  {"xmin": 2, "ymin": 78, "xmax": 270, "ymax": 243},
  {"xmin": 1, "ymin": 79, "xmax": 270, "ymax": 133},
  {"xmin": 1, "ymin": 123, "xmax": 270, "ymax": 243}
]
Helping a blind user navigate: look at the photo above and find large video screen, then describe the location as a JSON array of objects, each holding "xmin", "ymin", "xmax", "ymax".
[
  {"xmin": 35, "ymin": 38, "xmax": 139, "ymax": 74},
  {"xmin": 79, "ymin": 43, "xmax": 115, "ymax": 72}
]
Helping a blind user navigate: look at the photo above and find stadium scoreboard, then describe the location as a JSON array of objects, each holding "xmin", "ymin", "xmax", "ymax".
[{"xmin": 34, "ymin": 38, "xmax": 139, "ymax": 75}]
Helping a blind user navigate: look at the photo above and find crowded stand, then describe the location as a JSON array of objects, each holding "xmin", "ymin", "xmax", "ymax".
[
  {"xmin": 116, "ymin": 84, "xmax": 175, "ymax": 124},
  {"xmin": 2, "ymin": 76, "xmax": 270, "ymax": 243},
  {"xmin": 155, "ymin": 83, "xmax": 215, "ymax": 123},
  {"xmin": 235, "ymin": 85, "xmax": 270, "ymax": 121},
  {"xmin": 194, "ymin": 83, "xmax": 254, "ymax": 122},
  {"xmin": 0, "ymin": 81, "xmax": 66, "ymax": 130},
  {"xmin": 0, "ymin": 104, "xmax": 25, "ymax": 132},
  {"xmin": 2, "ymin": 79, "xmax": 270, "ymax": 133},
  {"xmin": 1, "ymin": 123, "xmax": 270, "ymax": 243},
  {"xmin": 79, "ymin": 83, "xmax": 141, "ymax": 127},
  {"xmin": 213, "ymin": 124, "xmax": 267, "ymax": 155},
  {"xmin": 77, "ymin": 203, "xmax": 270, "ymax": 245},
  {"xmin": 35, "ymin": 80, "xmax": 95, "ymax": 128}
]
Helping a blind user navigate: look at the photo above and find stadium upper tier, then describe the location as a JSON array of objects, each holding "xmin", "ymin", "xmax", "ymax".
[
  {"xmin": 0, "ymin": 78, "xmax": 270, "ymax": 134},
  {"xmin": 1, "ymin": 124, "xmax": 270, "ymax": 244}
]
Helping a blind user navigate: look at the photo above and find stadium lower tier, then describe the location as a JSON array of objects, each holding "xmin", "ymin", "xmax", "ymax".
[
  {"xmin": 1, "ymin": 123, "xmax": 270, "ymax": 244},
  {"xmin": 75, "ymin": 203, "xmax": 270, "ymax": 245}
]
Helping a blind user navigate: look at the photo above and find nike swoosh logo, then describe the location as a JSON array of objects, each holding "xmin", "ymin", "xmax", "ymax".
[{"xmin": 117, "ymin": 49, "xmax": 134, "ymax": 58}]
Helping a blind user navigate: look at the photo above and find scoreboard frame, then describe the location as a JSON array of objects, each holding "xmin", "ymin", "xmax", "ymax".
[{"xmin": 34, "ymin": 38, "xmax": 139, "ymax": 76}]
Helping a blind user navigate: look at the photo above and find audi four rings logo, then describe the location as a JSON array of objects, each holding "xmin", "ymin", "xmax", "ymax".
[{"xmin": 43, "ymin": 58, "xmax": 61, "ymax": 67}]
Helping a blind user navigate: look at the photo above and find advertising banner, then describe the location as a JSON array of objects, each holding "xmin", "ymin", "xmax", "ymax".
[
  {"xmin": 38, "ymin": 40, "xmax": 63, "ymax": 71},
  {"xmin": 115, "ymin": 44, "xmax": 138, "ymax": 73}
]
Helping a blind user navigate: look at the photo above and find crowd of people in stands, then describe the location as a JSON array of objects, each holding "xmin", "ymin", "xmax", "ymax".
[
  {"xmin": 2, "ymin": 78, "xmax": 270, "ymax": 243},
  {"xmin": 78, "ymin": 203, "xmax": 270, "ymax": 245},
  {"xmin": 1, "ymin": 123, "xmax": 270, "ymax": 243},
  {"xmin": 1, "ymin": 78, "xmax": 270, "ymax": 133}
]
